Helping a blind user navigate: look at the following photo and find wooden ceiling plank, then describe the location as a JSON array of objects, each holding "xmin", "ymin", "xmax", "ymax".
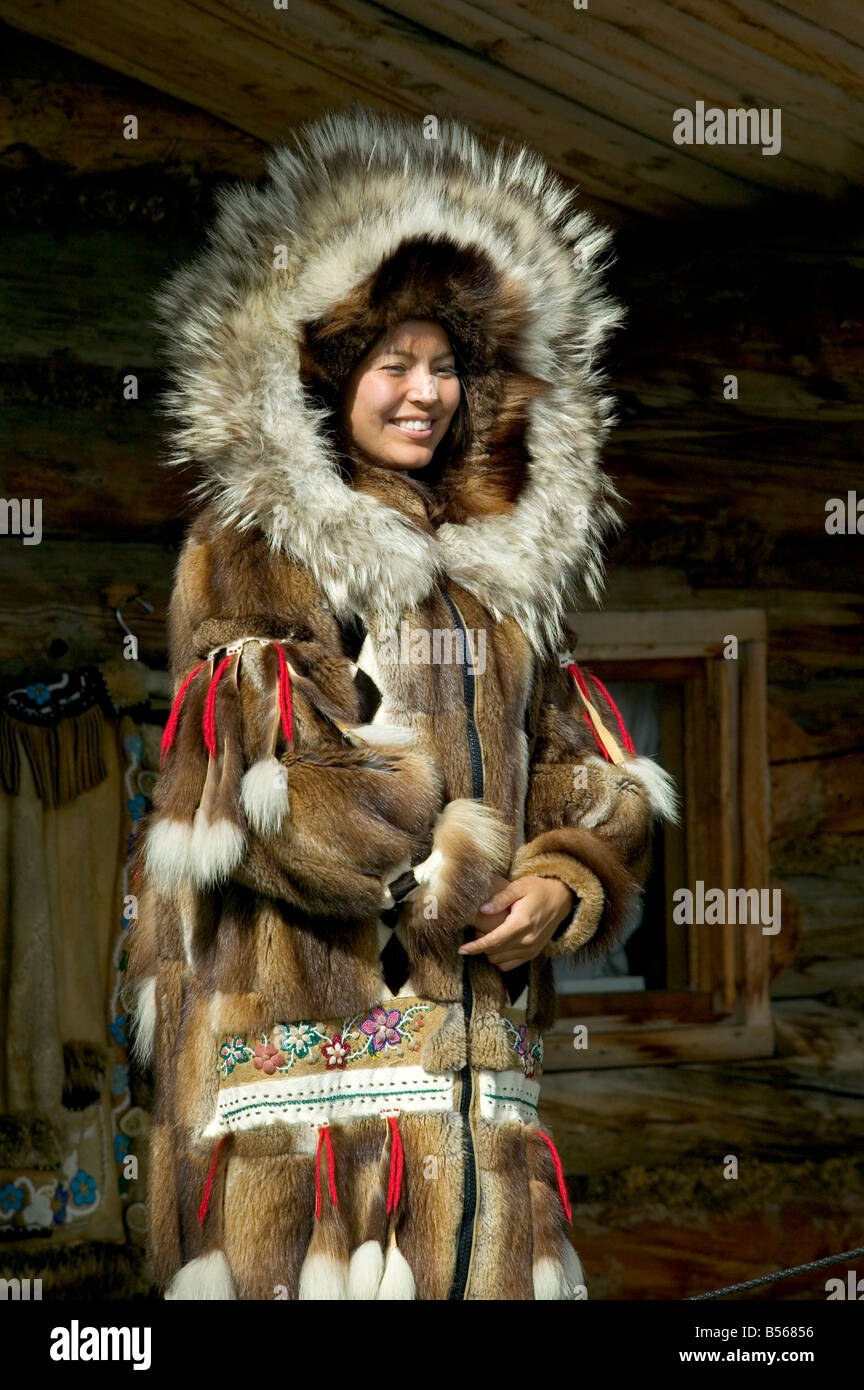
[
  {"xmin": 512, "ymin": 0, "xmax": 864, "ymax": 133},
  {"xmin": 769, "ymin": 0, "xmax": 864, "ymax": 52},
  {"xmin": 234, "ymin": 0, "xmax": 762, "ymax": 209},
  {"xmin": 388, "ymin": 0, "xmax": 860, "ymax": 194},
  {"xmin": 0, "ymin": 0, "xmax": 387, "ymax": 130},
  {"xmin": 663, "ymin": 0, "xmax": 864, "ymax": 100},
  {"xmin": 0, "ymin": 0, "xmax": 753, "ymax": 216}
]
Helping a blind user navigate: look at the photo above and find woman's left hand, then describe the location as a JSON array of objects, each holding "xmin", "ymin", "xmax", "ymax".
[{"xmin": 458, "ymin": 876, "xmax": 574, "ymax": 971}]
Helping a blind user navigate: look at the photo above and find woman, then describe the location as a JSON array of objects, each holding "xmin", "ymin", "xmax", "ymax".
[{"xmin": 128, "ymin": 105, "xmax": 677, "ymax": 1301}]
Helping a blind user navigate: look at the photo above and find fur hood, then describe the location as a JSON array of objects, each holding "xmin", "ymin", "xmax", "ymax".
[{"xmin": 152, "ymin": 105, "xmax": 624, "ymax": 656}]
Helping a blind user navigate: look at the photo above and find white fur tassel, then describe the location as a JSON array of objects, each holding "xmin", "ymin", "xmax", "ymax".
[
  {"xmin": 190, "ymin": 808, "xmax": 246, "ymax": 886},
  {"xmin": 143, "ymin": 817, "xmax": 196, "ymax": 891},
  {"xmin": 625, "ymin": 754, "xmax": 680, "ymax": 825},
  {"xmin": 347, "ymin": 1240, "xmax": 385, "ymax": 1299},
  {"xmin": 297, "ymin": 1250, "xmax": 349, "ymax": 1300},
  {"xmin": 376, "ymin": 1238, "xmax": 417, "ymax": 1299},
  {"xmin": 240, "ymin": 756, "xmax": 290, "ymax": 835},
  {"xmin": 131, "ymin": 976, "xmax": 157, "ymax": 1068},
  {"xmin": 533, "ymin": 1244, "xmax": 587, "ymax": 1300},
  {"xmin": 164, "ymin": 1251, "xmax": 237, "ymax": 1300}
]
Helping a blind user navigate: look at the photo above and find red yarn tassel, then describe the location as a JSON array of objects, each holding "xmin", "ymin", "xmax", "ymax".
[
  {"xmin": 386, "ymin": 1115, "xmax": 404, "ymax": 1213},
  {"xmin": 535, "ymin": 1129, "xmax": 571, "ymax": 1223},
  {"xmin": 568, "ymin": 663, "xmax": 609, "ymax": 761},
  {"xmin": 160, "ymin": 661, "xmax": 206, "ymax": 765},
  {"xmin": 198, "ymin": 1136, "xmax": 227, "ymax": 1226},
  {"xmin": 202, "ymin": 653, "xmax": 236, "ymax": 757},
  {"xmin": 272, "ymin": 642, "xmax": 294, "ymax": 748},
  {"xmin": 314, "ymin": 1124, "xmax": 338, "ymax": 1219},
  {"xmin": 587, "ymin": 672, "xmax": 635, "ymax": 754}
]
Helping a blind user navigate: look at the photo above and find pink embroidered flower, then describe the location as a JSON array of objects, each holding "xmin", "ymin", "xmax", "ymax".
[
  {"xmin": 321, "ymin": 1034, "xmax": 350, "ymax": 1069},
  {"xmin": 253, "ymin": 1042, "xmax": 286, "ymax": 1074},
  {"xmin": 515, "ymin": 1024, "xmax": 536, "ymax": 1077},
  {"xmin": 360, "ymin": 1006, "xmax": 402, "ymax": 1052}
]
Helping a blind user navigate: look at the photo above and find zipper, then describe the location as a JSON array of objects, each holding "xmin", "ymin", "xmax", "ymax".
[{"xmin": 441, "ymin": 587, "xmax": 483, "ymax": 1300}]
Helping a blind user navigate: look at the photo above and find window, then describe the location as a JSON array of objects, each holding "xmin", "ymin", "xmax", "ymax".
[{"xmin": 546, "ymin": 610, "xmax": 774, "ymax": 1070}]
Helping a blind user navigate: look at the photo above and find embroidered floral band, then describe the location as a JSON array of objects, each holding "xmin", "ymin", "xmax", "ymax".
[{"xmin": 205, "ymin": 997, "xmax": 544, "ymax": 1137}]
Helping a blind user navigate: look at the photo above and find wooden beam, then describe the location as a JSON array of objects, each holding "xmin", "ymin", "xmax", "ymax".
[
  {"xmin": 0, "ymin": 0, "xmax": 781, "ymax": 217},
  {"xmin": 396, "ymin": 0, "xmax": 863, "ymax": 191}
]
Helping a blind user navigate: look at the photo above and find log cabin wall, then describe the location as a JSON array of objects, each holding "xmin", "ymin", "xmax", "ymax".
[{"xmin": 1, "ymin": 14, "xmax": 862, "ymax": 1299}]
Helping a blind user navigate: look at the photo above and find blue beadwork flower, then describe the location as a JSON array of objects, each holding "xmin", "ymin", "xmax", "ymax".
[
  {"xmin": 127, "ymin": 793, "xmax": 147, "ymax": 822},
  {"xmin": 109, "ymin": 1014, "xmax": 128, "ymax": 1045},
  {"xmin": 53, "ymin": 1182, "xmax": 69, "ymax": 1225},
  {"xmin": 111, "ymin": 1064, "xmax": 129, "ymax": 1096},
  {"xmin": 69, "ymin": 1170, "xmax": 97, "ymax": 1207},
  {"xmin": 0, "ymin": 1182, "xmax": 24, "ymax": 1213},
  {"xmin": 114, "ymin": 1134, "xmax": 131, "ymax": 1163},
  {"xmin": 26, "ymin": 682, "xmax": 51, "ymax": 707}
]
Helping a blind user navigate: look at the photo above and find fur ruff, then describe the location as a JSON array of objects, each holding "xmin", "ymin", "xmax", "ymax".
[{"xmin": 151, "ymin": 106, "xmax": 623, "ymax": 657}]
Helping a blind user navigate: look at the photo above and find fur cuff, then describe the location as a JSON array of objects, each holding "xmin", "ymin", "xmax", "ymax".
[
  {"xmin": 509, "ymin": 848, "xmax": 604, "ymax": 958},
  {"xmin": 397, "ymin": 799, "xmax": 513, "ymax": 962},
  {"xmin": 510, "ymin": 826, "xmax": 639, "ymax": 965}
]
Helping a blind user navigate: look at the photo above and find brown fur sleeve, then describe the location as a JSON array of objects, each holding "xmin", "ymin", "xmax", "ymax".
[
  {"xmin": 144, "ymin": 511, "xmax": 446, "ymax": 922},
  {"xmin": 514, "ymin": 655, "xmax": 675, "ymax": 965}
]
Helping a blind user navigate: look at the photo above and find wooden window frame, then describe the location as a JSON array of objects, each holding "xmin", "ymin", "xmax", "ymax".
[{"xmin": 543, "ymin": 609, "xmax": 774, "ymax": 1071}]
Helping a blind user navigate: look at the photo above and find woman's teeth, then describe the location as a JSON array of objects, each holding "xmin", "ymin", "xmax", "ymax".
[{"xmin": 390, "ymin": 419, "xmax": 433, "ymax": 433}]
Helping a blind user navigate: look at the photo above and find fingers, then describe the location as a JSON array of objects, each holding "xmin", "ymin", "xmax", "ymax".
[
  {"xmin": 478, "ymin": 878, "xmax": 524, "ymax": 914},
  {"xmin": 459, "ymin": 903, "xmax": 534, "ymax": 956}
]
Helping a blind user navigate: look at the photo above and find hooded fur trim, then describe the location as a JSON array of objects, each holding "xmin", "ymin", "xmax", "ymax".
[{"xmin": 152, "ymin": 105, "xmax": 623, "ymax": 656}]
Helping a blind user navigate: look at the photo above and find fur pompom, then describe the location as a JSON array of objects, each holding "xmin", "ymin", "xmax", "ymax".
[
  {"xmin": 240, "ymin": 756, "xmax": 290, "ymax": 835},
  {"xmin": 164, "ymin": 1251, "xmax": 237, "ymax": 1300}
]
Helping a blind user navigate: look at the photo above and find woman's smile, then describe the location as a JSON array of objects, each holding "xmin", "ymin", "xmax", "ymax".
[{"xmin": 388, "ymin": 416, "xmax": 437, "ymax": 440}]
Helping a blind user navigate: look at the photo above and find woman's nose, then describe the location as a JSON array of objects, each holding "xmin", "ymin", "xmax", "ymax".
[{"xmin": 409, "ymin": 373, "xmax": 439, "ymax": 402}]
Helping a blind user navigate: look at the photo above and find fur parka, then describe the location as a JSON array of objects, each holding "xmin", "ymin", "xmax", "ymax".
[{"xmin": 127, "ymin": 106, "xmax": 677, "ymax": 1301}]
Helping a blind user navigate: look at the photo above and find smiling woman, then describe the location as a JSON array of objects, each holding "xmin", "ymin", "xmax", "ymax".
[{"xmin": 339, "ymin": 320, "xmax": 462, "ymax": 472}]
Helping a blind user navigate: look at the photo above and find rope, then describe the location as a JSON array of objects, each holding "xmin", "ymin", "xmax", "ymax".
[{"xmin": 686, "ymin": 1243, "xmax": 864, "ymax": 1300}]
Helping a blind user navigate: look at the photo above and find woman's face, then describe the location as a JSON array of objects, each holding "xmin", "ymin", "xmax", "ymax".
[{"xmin": 341, "ymin": 319, "xmax": 461, "ymax": 470}]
